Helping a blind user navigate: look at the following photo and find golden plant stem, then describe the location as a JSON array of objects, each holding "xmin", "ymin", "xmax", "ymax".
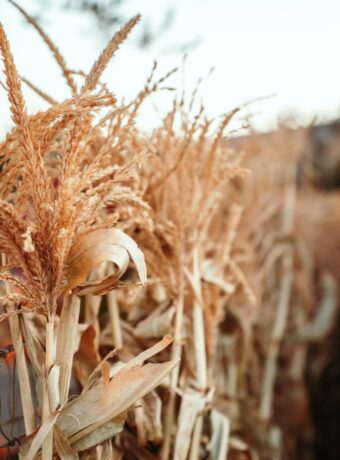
[
  {"xmin": 189, "ymin": 415, "xmax": 204, "ymax": 460},
  {"xmin": 193, "ymin": 302, "xmax": 207, "ymax": 391},
  {"xmin": 161, "ymin": 293, "xmax": 184, "ymax": 460},
  {"xmin": 260, "ymin": 258, "xmax": 293, "ymax": 420},
  {"xmin": 260, "ymin": 178, "xmax": 296, "ymax": 421},
  {"xmin": 107, "ymin": 290, "xmax": 123, "ymax": 350},
  {"xmin": 189, "ymin": 249, "xmax": 207, "ymax": 457},
  {"xmin": 192, "ymin": 248, "xmax": 207, "ymax": 391},
  {"xmin": 210, "ymin": 410, "xmax": 230, "ymax": 460},
  {"xmin": 188, "ymin": 303, "xmax": 207, "ymax": 458},
  {"xmin": 42, "ymin": 319, "xmax": 57, "ymax": 460},
  {"xmin": 57, "ymin": 296, "xmax": 80, "ymax": 404},
  {"xmin": 1, "ymin": 253, "xmax": 36, "ymax": 435},
  {"xmin": 8, "ymin": 308, "xmax": 36, "ymax": 435}
]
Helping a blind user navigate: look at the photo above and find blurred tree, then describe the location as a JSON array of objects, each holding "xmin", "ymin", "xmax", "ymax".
[{"xmin": 33, "ymin": 0, "xmax": 176, "ymax": 48}]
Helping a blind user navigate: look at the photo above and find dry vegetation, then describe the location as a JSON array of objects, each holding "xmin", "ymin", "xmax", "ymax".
[{"xmin": 0, "ymin": 2, "xmax": 339, "ymax": 459}]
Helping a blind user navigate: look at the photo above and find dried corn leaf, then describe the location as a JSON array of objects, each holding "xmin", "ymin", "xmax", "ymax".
[
  {"xmin": 135, "ymin": 304, "xmax": 175, "ymax": 339},
  {"xmin": 124, "ymin": 335, "xmax": 173, "ymax": 368},
  {"xmin": 21, "ymin": 314, "xmax": 45, "ymax": 378},
  {"xmin": 65, "ymin": 228, "xmax": 147, "ymax": 294},
  {"xmin": 73, "ymin": 326, "xmax": 100, "ymax": 386},
  {"xmin": 71, "ymin": 415, "xmax": 125, "ymax": 453},
  {"xmin": 21, "ymin": 357, "xmax": 176, "ymax": 457},
  {"xmin": 174, "ymin": 389, "xmax": 206, "ymax": 460},
  {"xmin": 134, "ymin": 391, "xmax": 163, "ymax": 445},
  {"xmin": 73, "ymin": 275, "xmax": 121, "ymax": 296},
  {"xmin": 54, "ymin": 338, "xmax": 175, "ymax": 450},
  {"xmin": 54, "ymin": 425, "xmax": 79, "ymax": 460},
  {"xmin": 57, "ymin": 296, "xmax": 81, "ymax": 404},
  {"xmin": 58, "ymin": 359, "xmax": 177, "ymax": 444}
]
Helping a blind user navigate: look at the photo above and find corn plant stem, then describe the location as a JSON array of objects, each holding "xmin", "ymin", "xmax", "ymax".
[
  {"xmin": 8, "ymin": 308, "xmax": 36, "ymax": 435},
  {"xmin": 161, "ymin": 292, "xmax": 184, "ymax": 460},
  {"xmin": 260, "ymin": 178, "xmax": 296, "ymax": 421},
  {"xmin": 193, "ymin": 302, "xmax": 207, "ymax": 391},
  {"xmin": 260, "ymin": 259, "xmax": 293, "ymax": 420},
  {"xmin": 192, "ymin": 248, "xmax": 207, "ymax": 390},
  {"xmin": 189, "ymin": 305, "xmax": 206, "ymax": 457},
  {"xmin": 42, "ymin": 319, "xmax": 57, "ymax": 460},
  {"xmin": 57, "ymin": 296, "xmax": 80, "ymax": 405},
  {"xmin": 189, "ymin": 248, "xmax": 207, "ymax": 457},
  {"xmin": 189, "ymin": 415, "xmax": 204, "ymax": 460},
  {"xmin": 1, "ymin": 252, "xmax": 36, "ymax": 435},
  {"xmin": 107, "ymin": 290, "xmax": 123, "ymax": 350}
]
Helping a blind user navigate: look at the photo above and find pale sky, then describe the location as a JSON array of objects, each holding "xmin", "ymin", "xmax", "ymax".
[{"xmin": 1, "ymin": 0, "xmax": 340, "ymax": 136}]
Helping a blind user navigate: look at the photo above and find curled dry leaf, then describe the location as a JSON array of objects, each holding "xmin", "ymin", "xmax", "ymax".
[{"xmin": 65, "ymin": 228, "xmax": 147, "ymax": 295}]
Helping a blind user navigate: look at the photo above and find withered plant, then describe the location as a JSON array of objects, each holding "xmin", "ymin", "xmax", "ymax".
[
  {"xmin": 0, "ymin": 3, "xmax": 179, "ymax": 458},
  {"xmin": 1, "ymin": 2, "xmax": 338, "ymax": 460}
]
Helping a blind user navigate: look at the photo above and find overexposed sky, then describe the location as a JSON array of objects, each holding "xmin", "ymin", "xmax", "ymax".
[{"xmin": 1, "ymin": 0, "xmax": 340, "ymax": 135}]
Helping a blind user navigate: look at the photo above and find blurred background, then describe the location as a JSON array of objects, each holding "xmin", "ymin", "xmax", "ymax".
[{"xmin": 1, "ymin": 0, "xmax": 340, "ymax": 136}]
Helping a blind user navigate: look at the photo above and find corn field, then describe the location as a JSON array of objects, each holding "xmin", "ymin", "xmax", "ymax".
[{"xmin": 0, "ymin": 2, "xmax": 339, "ymax": 459}]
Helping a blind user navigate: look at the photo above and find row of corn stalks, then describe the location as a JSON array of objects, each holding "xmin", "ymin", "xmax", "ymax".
[{"xmin": 0, "ymin": 2, "xmax": 338, "ymax": 459}]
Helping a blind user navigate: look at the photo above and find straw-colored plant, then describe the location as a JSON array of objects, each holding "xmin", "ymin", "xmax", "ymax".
[
  {"xmin": 1, "ymin": 2, "xmax": 338, "ymax": 460},
  {"xmin": 0, "ymin": 3, "xmax": 178, "ymax": 458}
]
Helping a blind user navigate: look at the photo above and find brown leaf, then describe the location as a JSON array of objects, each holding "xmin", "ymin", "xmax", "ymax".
[
  {"xmin": 57, "ymin": 360, "xmax": 177, "ymax": 443},
  {"xmin": 71, "ymin": 415, "xmax": 125, "ymax": 453},
  {"xmin": 101, "ymin": 362, "xmax": 110, "ymax": 383},
  {"xmin": 73, "ymin": 325, "xmax": 101, "ymax": 387},
  {"xmin": 56, "ymin": 338, "xmax": 175, "ymax": 449},
  {"xmin": 135, "ymin": 303, "xmax": 175, "ymax": 339},
  {"xmin": 57, "ymin": 296, "xmax": 81, "ymax": 405},
  {"xmin": 73, "ymin": 274, "xmax": 122, "ymax": 296},
  {"xmin": 124, "ymin": 335, "xmax": 173, "ymax": 369},
  {"xmin": 65, "ymin": 228, "xmax": 147, "ymax": 294},
  {"xmin": 134, "ymin": 391, "xmax": 163, "ymax": 445},
  {"xmin": 174, "ymin": 390, "xmax": 206, "ymax": 460}
]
